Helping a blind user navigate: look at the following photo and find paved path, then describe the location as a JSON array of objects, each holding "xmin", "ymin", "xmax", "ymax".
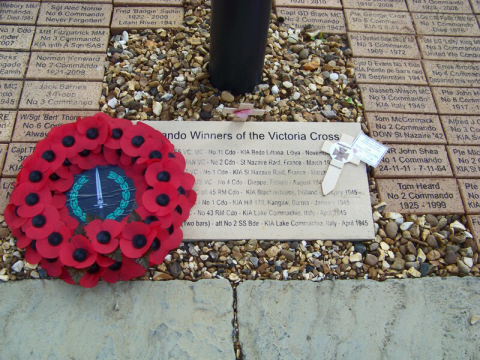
[{"xmin": 1, "ymin": 277, "xmax": 479, "ymax": 359}]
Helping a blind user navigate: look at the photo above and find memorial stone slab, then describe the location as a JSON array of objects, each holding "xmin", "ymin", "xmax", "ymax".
[
  {"xmin": 111, "ymin": 7, "xmax": 183, "ymax": 33},
  {"xmin": 0, "ymin": 178, "xmax": 15, "ymax": 214},
  {"xmin": 2, "ymin": 143, "xmax": 35, "ymax": 177},
  {"xmin": 0, "ymin": 144, "xmax": 7, "ymax": 175},
  {"xmin": 0, "ymin": 25, "xmax": 35, "ymax": 51},
  {"xmin": 432, "ymin": 87, "xmax": 480, "ymax": 115},
  {"xmin": 0, "ymin": 2, "xmax": 39, "ymax": 25},
  {"xmin": 147, "ymin": 121, "xmax": 374, "ymax": 241},
  {"xmin": 377, "ymin": 178, "xmax": 464, "ymax": 214},
  {"xmin": 27, "ymin": 52, "xmax": 105, "ymax": 81},
  {"xmin": 423, "ymin": 60, "xmax": 480, "ymax": 87},
  {"xmin": 276, "ymin": 8, "xmax": 346, "ymax": 32},
  {"xmin": 12, "ymin": 0, "xmax": 39, "ymax": 2},
  {"xmin": 345, "ymin": 9, "xmax": 414, "ymax": 34},
  {"xmin": 274, "ymin": 0, "xmax": 341, "ymax": 8},
  {"xmin": 45, "ymin": 0, "xmax": 111, "ymax": 3},
  {"xmin": 471, "ymin": 0, "xmax": 480, "ymax": 13},
  {"xmin": 374, "ymin": 144, "xmax": 452, "ymax": 178},
  {"xmin": 31, "ymin": 27, "xmax": 109, "ymax": 53},
  {"xmin": 348, "ymin": 33, "xmax": 420, "ymax": 59},
  {"xmin": 441, "ymin": 115, "xmax": 480, "ymax": 145},
  {"xmin": 0, "ymin": 80, "xmax": 22, "ymax": 110},
  {"xmin": 0, "ymin": 52, "xmax": 29, "ymax": 80},
  {"xmin": 342, "ymin": 0, "xmax": 408, "ymax": 10},
  {"xmin": 467, "ymin": 215, "xmax": 480, "ymax": 243},
  {"xmin": 418, "ymin": 36, "xmax": 480, "ymax": 61},
  {"xmin": 114, "ymin": 0, "xmax": 183, "ymax": 4},
  {"xmin": 37, "ymin": 3, "xmax": 112, "ymax": 27},
  {"xmin": 447, "ymin": 145, "xmax": 480, "ymax": 178},
  {"xmin": 359, "ymin": 84, "xmax": 437, "ymax": 113},
  {"xmin": 457, "ymin": 179, "xmax": 480, "ymax": 214},
  {"xmin": 19, "ymin": 81, "xmax": 102, "ymax": 110},
  {"xmin": 354, "ymin": 58, "xmax": 427, "ymax": 85},
  {"xmin": 12, "ymin": 110, "xmax": 97, "ymax": 142},
  {"xmin": 0, "ymin": 111, "xmax": 16, "ymax": 142},
  {"xmin": 366, "ymin": 112, "xmax": 446, "ymax": 144},
  {"xmin": 406, "ymin": 0, "xmax": 472, "ymax": 13},
  {"xmin": 411, "ymin": 13, "xmax": 480, "ymax": 36}
]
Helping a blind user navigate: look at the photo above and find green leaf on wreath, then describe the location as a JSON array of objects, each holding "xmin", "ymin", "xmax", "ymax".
[
  {"xmin": 135, "ymin": 255, "xmax": 150, "ymax": 270},
  {"xmin": 86, "ymin": 213, "xmax": 103, "ymax": 224},
  {"xmin": 74, "ymin": 224, "xmax": 86, "ymax": 236},
  {"xmin": 127, "ymin": 209, "xmax": 142, "ymax": 223},
  {"xmin": 67, "ymin": 267, "xmax": 86, "ymax": 284},
  {"xmin": 106, "ymin": 248, "xmax": 122, "ymax": 262}
]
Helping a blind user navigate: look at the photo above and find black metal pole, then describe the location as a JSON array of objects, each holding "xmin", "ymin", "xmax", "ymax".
[{"xmin": 209, "ymin": 0, "xmax": 273, "ymax": 95}]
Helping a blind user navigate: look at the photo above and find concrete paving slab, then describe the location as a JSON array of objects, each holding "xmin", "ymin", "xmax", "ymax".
[
  {"xmin": 0, "ymin": 279, "xmax": 235, "ymax": 360},
  {"xmin": 237, "ymin": 278, "xmax": 480, "ymax": 360}
]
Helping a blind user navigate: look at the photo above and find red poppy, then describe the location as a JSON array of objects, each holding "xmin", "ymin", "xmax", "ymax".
[
  {"xmin": 45, "ymin": 165, "xmax": 74, "ymax": 193},
  {"xmin": 17, "ymin": 157, "xmax": 52, "ymax": 190},
  {"xmin": 40, "ymin": 257, "xmax": 63, "ymax": 277},
  {"xmin": 150, "ymin": 228, "xmax": 183, "ymax": 265},
  {"xmin": 181, "ymin": 172, "xmax": 195, "ymax": 192},
  {"xmin": 119, "ymin": 122, "xmax": 152, "ymax": 157},
  {"xmin": 58, "ymin": 206, "xmax": 79, "ymax": 231},
  {"xmin": 103, "ymin": 147, "xmax": 122, "ymax": 166},
  {"xmin": 24, "ymin": 239, "xmax": 42, "ymax": 265},
  {"xmin": 120, "ymin": 221, "xmax": 156, "ymax": 258},
  {"xmin": 85, "ymin": 219, "xmax": 121, "ymax": 254},
  {"xmin": 21, "ymin": 204, "xmax": 60, "ymax": 239},
  {"xmin": 167, "ymin": 151, "xmax": 186, "ymax": 172},
  {"xmin": 96, "ymin": 253, "xmax": 115, "ymax": 267},
  {"xmin": 60, "ymin": 268, "xmax": 75, "ymax": 285},
  {"xmin": 103, "ymin": 116, "xmax": 133, "ymax": 150},
  {"xmin": 36, "ymin": 222, "xmax": 72, "ymax": 258},
  {"xmin": 48, "ymin": 123, "xmax": 82, "ymax": 157},
  {"xmin": 101, "ymin": 256, "xmax": 146, "ymax": 283},
  {"xmin": 144, "ymin": 161, "xmax": 183, "ymax": 188},
  {"xmin": 135, "ymin": 205, "xmax": 173, "ymax": 229},
  {"xmin": 79, "ymin": 262, "xmax": 106, "ymax": 288},
  {"xmin": 75, "ymin": 115, "xmax": 109, "ymax": 150},
  {"xmin": 186, "ymin": 189, "xmax": 197, "ymax": 207},
  {"xmin": 142, "ymin": 182, "xmax": 179, "ymax": 216},
  {"xmin": 59, "ymin": 234, "xmax": 97, "ymax": 269},
  {"xmin": 52, "ymin": 192, "xmax": 66, "ymax": 209},
  {"xmin": 4, "ymin": 204, "xmax": 28, "ymax": 230},
  {"xmin": 35, "ymin": 140, "xmax": 67, "ymax": 172},
  {"xmin": 172, "ymin": 196, "xmax": 194, "ymax": 227},
  {"xmin": 15, "ymin": 232, "xmax": 33, "ymax": 249},
  {"xmin": 68, "ymin": 145, "xmax": 107, "ymax": 170},
  {"xmin": 10, "ymin": 182, "xmax": 52, "ymax": 217},
  {"xmin": 136, "ymin": 138, "xmax": 170, "ymax": 165}
]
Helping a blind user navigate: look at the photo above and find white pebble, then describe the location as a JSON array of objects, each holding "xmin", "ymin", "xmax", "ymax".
[
  {"xmin": 121, "ymin": 31, "xmax": 129, "ymax": 42},
  {"xmin": 12, "ymin": 261, "xmax": 23, "ymax": 273},
  {"xmin": 308, "ymin": 83, "xmax": 317, "ymax": 92},
  {"xmin": 282, "ymin": 81, "xmax": 293, "ymax": 89},
  {"xmin": 271, "ymin": 85, "xmax": 279, "ymax": 95},
  {"xmin": 107, "ymin": 97, "xmax": 118, "ymax": 108},
  {"xmin": 292, "ymin": 92, "xmax": 300, "ymax": 100},
  {"xmin": 329, "ymin": 73, "xmax": 339, "ymax": 81},
  {"xmin": 463, "ymin": 257, "xmax": 474, "ymax": 268},
  {"xmin": 152, "ymin": 101, "xmax": 162, "ymax": 116},
  {"xmin": 282, "ymin": 270, "xmax": 289, "ymax": 280}
]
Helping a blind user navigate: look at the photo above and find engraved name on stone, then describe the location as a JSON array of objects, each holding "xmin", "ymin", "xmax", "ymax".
[
  {"xmin": 0, "ymin": 178, "xmax": 15, "ymax": 214},
  {"xmin": 342, "ymin": 0, "xmax": 407, "ymax": 10},
  {"xmin": 423, "ymin": 60, "xmax": 480, "ymax": 87},
  {"xmin": 354, "ymin": 58, "xmax": 427, "ymax": 85},
  {"xmin": 345, "ymin": 9, "xmax": 414, "ymax": 33},
  {"xmin": 276, "ymin": 8, "xmax": 346, "ymax": 32},
  {"xmin": 366, "ymin": 112, "xmax": 446, "ymax": 144},
  {"xmin": 0, "ymin": 25, "xmax": 35, "ymax": 51},
  {"xmin": 0, "ymin": 52, "xmax": 29, "ymax": 80},
  {"xmin": 359, "ymin": 84, "xmax": 437, "ymax": 113},
  {"xmin": 406, "ymin": 0, "xmax": 472, "ymax": 13},
  {"xmin": 447, "ymin": 145, "xmax": 480, "ymax": 178},
  {"xmin": 418, "ymin": 36, "xmax": 480, "ymax": 61},
  {"xmin": 0, "ymin": 2, "xmax": 39, "ymax": 25},
  {"xmin": 111, "ymin": 7, "xmax": 183, "ymax": 33},
  {"xmin": 27, "ymin": 52, "xmax": 105, "ymax": 81},
  {"xmin": 114, "ymin": 0, "xmax": 183, "ymax": 4},
  {"xmin": 432, "ymin": 87, "xmax": 480, "ymax": 115},
  {"xmin": 44, "ymin": 0, "xmax": 110, "ymax": 3},
  {"xmin": 0, "ymin": 80, "xmax": 22, "ymax": 110},
  {"xmin": 441, "ymin": 115, "xmax": 480, "ymax": 145},
  {"xmin": 0, "ymin": 111, "xmax": 16, "ymax": 142},
  {"xmin": 348, "ymin": 33, "xmax": 420, "ymax": 59},
  {"xmin": 19, "ymin": 81, "xmax": 102, "ymax": 110},
  {"xmin": 377, "ymin": 178, "xmax": 464, "ymax": 214},
  {"xmin": 467, "ymin": 215, "xmax": 480, "ymax": 243},
  {"xmin": 0, "ymin": 144, "xmax": 7, "ymax": 175},
  {"xmin": 374, "ymin": 145, "xmax": 452, "ymax": 178},
  {"xmin": 3, "ymin": 143, "xmax": 36, "ymax": 176},
  {"xmin": 38, "ymin": 3, "xmax": 112, "ymax": 27},
  {"xmin": 275, "ymin": 0, "xmax": 342, "ymax": 8},
  {"xmin": 147, "ymin": 121, "xmax": 374, "ymax": 240},
  {"xmin": 458, "ymin": 179, "xmax": 480, "ymax": 214},
  {"xmin": 32, "ymin": 27, "xmax": 109, "ymax": 53},
  {"xmin": 412, "ymin": 13, "xmax": 480, "ymax": 36}
]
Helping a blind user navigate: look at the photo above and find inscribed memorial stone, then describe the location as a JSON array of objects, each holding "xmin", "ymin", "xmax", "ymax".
[
  {"xmin": 345, "ymin": 9, "xmax": 414, "ymax": 34},
  {"xmin": 418, "ymin": 36, "xmax": 480, "ymax": 61},
  {"xmin": 0, "ymin": 80, "xmax": 22, "ymax": 110},
  {"xmin": 440, "ymin": 115, "xmax": 480, "ymax": 145},
  {"xmin": 411, "ymin": 13, "xmax": 480, "ymax": 36},
  {"xmin": 147, "ymin": 121, "xmax": 374, "ymax": 241},
  {"xmin": 377, "ymin": 178, "xmax": 464, "ymax": 214},
  {"xmin": 348, "ymin": 33, "xmax": 420, "ymax": 59},
  {"xmin": 342, "ymin": 0, "xmax": 407, "ymax": 10},
  {"xmin": 359, "ymin": 84, "xmax": 437, "ymax": 113},
  {"xmin": 32, "ymin": 27, "xmax": 109, "ymax": 53},
  {"xmin": 275, "ymin": 8, "xmax": 346, "ymax": 33},
  {"xmin": 27, "ymin": 52, "xmax": 105, "ymax": 81},
  {"xmin": 457, "ymin": 179, "xmax": 480, "ymax": 214},
  {"xmin": 37, "ymin": 3, "xmax": 112, "ymax": 27},
  {"xmin": 423, "ymin": 60, "xmax": 480, "ymax": 87},
  {"xmin": 0, "ymin": 111, "xmax": 15, "ymax": 142},
  {"xmin": 0, "ymin": 178, "xmax": 14, "ymax": 214},
  {"xmin": 114, "ymin": 0, "xmax": 183, "ymax": 4},
  {"xmin": 467, "ymin": 216, "xmax": 480, "ymax": 243},
  {"xmin": 374, "ymin": 144, "xmax": 452, "ymax": 178},
  {"xmin": 111, "ymin": 7, "xmax": 183, "ymax": 33},
  {"xmin": 45, "ymin": 0, "xmax": 111, "ymax": 3},
  {"xmin": 406, "ymin": 0, "xmax": 472, "ymax": 13},
  {"xmin": 0, "ymin": 144, "xmax": 7, "ymax": 174},
  {"xmin": 274, "ymin": 0, "xmax": 342, "ymax": 8},
  {"xmin": 2, "ymin": 143, "xmax": 35, "ymax": 177},
  {"xmin": 0, "ymin": 52, "xmax": 29, "ymax": 80},
  {"xmin": 0, "ymin": 2, "xmax": 39, "ymax": 25},
  {"xmin": 432, "ymin": 87, "xmax": 480, "ymax": 115},
  {"xmin": 366, "ymin": 112, "xmax": 446, "ymax": 144},
  {"xmin": 354, "ymin": 58, "xmax": 427, "ymax": 85},
  {"xmin": 446, "ymin": 145, "xmax": 480, "ymax": 178},
  {"xmin": 0, "ymin": 25, "xmax": 35, "ymax": 51}
]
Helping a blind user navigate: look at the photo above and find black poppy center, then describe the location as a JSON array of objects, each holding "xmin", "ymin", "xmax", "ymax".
[
  {"xmin": 72, "ymin": 248, "xmax": 88, "ymax": 262},
  {"xmin": 167, "ymin": 224, "xmax": 174, "ymax": 235},
  {"xmin": 168, "ymin": 153, "xmax": 175, "ymax": 158},
  {"xmin": 87, "ymin": 262, "xmax": 100, "ymax": 274},
  {"xmin": 156, "ymin": 171, "xmax": 170, "ymax": 182},
  {"xmin": 46, "ymin": 257, "xmax": 57, "ymax": 263},
  {"xmin": 49, "ymin": 173, "xmax": 60, "ymax": 181},
  {"xmin": 62, "ymin": 136, "xmax": 75, "ymax": 147},
  {"xmin": 109, "ymin": 261, "xmax": 122, "ymax": 271},
  {"xmin": 63, "ymin": 159, "xmax": 72, "ymax": 166},
  {"xmin": 151, "ymin": 238, "xmax": 161, "ymax": 251},
  {"xmin": 177, "ymin": 186, "xmax": 185, "ymax": 195},
  {"xmin": 79, "ymin": 149, "xmax": 90, "ymax": 157},
  {"xmin": 131, "ymin": 136, "xmax": 145, "ymax": 148},
  {"xmin": 30, "ymin": 240, "xmax": 37, "ymax": 250},
  {"xmin": 42, "ymin": 150, "xmax": 56, "ymax": 162},
  {"xmin": 112, "ymin": 128, "xmax": 123, "ymax": 139},
  {"xmin": 29, "ymin": 170, "xmax": 42, "ymax": 183},
  {"xmin": 149, "ymin": 150, "xmax": 162, "ymax": 159},
  {"xmin": 156, "ymin": 194, "xmax": 170, "ymax": 207},
  {"xmin": 96, "ymin": 231, "xmax": 111, "ymax": 244},
  {"xmin": 174, "ymin": 205, "xmax": 183, "ymax": 215},
  {"xmin": 86, "ymin": 128, "xmax": 99, "ymax": 139},
  {"xmin": 132, "ymin": 234, "xmax": 147, "ymax": 249},
  {"xmin": 115, "ymin": 149, "xmax": 122, "ymax": 156},
  {"xmin": 32, "ymin": 215, "xmax": 46, "ymax": 228},
  {"xmin": 25, "ymin": 193, "xmax": 39, "ymax": 206},
  {"xmin": 48, "ymin": 232, "xmax": 63, "ymax": 246},
  {"xmin": 144, "ymin": 215, "xmax": 158, "ymax": 224}
]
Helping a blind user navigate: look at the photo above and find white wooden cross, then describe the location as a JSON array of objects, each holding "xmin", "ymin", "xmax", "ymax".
[
  {"xmin": 320, "ymin": 134, "xmax": 361, "ymax": 195},
  {"xmin": 222, "ymin": 103, "xmax": 265, "ymax": 122}
]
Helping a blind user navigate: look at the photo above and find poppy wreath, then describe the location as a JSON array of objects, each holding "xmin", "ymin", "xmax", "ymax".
[{"xmin": 5, "ymin": 113, "xmax": 197, "ymax": 288}]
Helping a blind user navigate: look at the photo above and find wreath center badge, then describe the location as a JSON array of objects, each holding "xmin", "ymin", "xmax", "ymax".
[{"xmin": 5, "ymin": 113, "xmax": 197, "ymax": 288}]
